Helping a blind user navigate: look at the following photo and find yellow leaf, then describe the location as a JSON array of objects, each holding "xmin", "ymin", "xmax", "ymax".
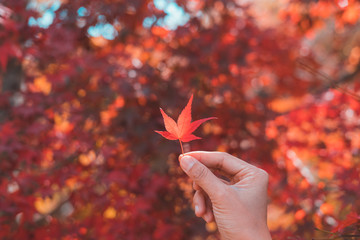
[
  {"xmin": 268, "ymin": 96, "xmax": 306, "ymax": 113},
  {"xmin": 104, "ymin": 207, "xmax": 117, "ymax": 219},
  {"xmin": 32, "ymin": 76, "xmax": 52, "ymax": 95},
  {"xmin": 78, "ymin": 150, "xmax": 96, "ymax": 166}
]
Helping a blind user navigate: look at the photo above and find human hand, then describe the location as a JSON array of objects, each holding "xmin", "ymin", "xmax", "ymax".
[{"xmin": 179, "ymin": 151, "xmax": 271, "ymax": 240}]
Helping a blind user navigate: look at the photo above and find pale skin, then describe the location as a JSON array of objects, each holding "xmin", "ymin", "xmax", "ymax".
[{"xmin": 179, "ymin": 151, "xmax": 272, "ymax": 240}]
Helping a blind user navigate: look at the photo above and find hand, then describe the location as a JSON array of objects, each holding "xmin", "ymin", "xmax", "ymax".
[{"xmin": 179, "ymin": 151, "xmax": 271, "ymax": 240}]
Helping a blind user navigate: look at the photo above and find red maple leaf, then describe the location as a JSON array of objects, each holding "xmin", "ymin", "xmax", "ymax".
[
  {"xmin": 332, "ymin": 212, "xmax": 360, "ymax": 233},
  {"xmin": 155, "ymin": 94, "xmax": 216, "ymax": 153}
]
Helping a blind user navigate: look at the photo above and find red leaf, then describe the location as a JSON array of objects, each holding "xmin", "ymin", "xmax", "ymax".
[
  {"xmin": 155, "ymin": 94, "xmax": 216, "ymax": 145},
  {"xmin": 177, "ymin": 94, "xmax": 193, "ymax": 136},
  {"xmin": 154, "ymin": 130, "xmax": 178, "ymax": 140},
  {"xmin": 181, "ymin": 134, "xmax": 201, "ymax": 143},
  {"xmin": 159, "ymin": 108, "xmax": 178, "ymax": 136},
  {"xmin": 186, "ymin": 117, "xmax": 217, "ymax": 136},
  {"xmin": 332, "ymin": 212, "xmax": 360, "ymax": 233}
]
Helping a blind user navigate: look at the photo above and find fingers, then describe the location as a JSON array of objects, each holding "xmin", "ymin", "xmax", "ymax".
[
  {"xmin": 193, "ymin": 190, "xmax": 206, "ymax": 217},
  {"xmin": 203, "ymin": 197, "xmax": 214, "ymax": 223},
  {"xmin": 180, "ymin": 155, "xmax": 227, "ymax": 200},
  {"xmin": 193, "ymin": 179, "xmax": 230, "ymax": 192},
  {"xmin": 193, "ymin": 189, "xmax": 214, "ymax": 223},
  {"xmin": 183, "ymin": 151, "xmax": 253, "ymax": 177}
]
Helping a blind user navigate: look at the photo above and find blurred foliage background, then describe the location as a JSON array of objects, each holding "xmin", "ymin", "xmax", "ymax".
[{"xmin": 0, "ymin": 0, "xmax": 360, "ymax": 239}]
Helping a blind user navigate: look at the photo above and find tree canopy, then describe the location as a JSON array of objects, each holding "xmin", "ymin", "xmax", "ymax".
[{"xmin": 1, "ymin": 0, "xmax": 359, "ymax": 239}]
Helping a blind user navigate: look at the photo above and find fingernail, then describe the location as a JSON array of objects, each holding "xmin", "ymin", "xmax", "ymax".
[
  {"xmin": 195, "ymin": 205, "xmax": 199, "ymax": 214},
  {"xmin": 180, "ymin": 156, "xmax": 196, "ymax": 172}
]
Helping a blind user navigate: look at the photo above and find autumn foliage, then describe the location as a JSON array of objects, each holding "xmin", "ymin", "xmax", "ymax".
[
  {"xmin": 1, "ymin": 0, "xmax": 360, "ymax": 239},
  {"xmin": 155, "ymin": 94, "xmax": 216, "ymax": 153}
]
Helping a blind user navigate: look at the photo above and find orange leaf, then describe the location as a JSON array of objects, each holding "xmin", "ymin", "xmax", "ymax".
[{"xmin": 155, "ymin": 94, "xmax": 216, "ymax": 149}]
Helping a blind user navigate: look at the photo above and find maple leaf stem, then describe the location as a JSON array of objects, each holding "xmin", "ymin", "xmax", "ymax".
[{"xmin": 179, "ymin": 139, "xmax": 184, "ymax": 154}]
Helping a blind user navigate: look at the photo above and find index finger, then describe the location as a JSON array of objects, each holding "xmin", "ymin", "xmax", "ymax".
[{"xmin": 181, "ymin": 151, "xmax": 253, "ymax": 177}]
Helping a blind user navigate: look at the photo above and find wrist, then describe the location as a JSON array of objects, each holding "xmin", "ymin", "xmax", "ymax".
[{"xmin": 221, "ymin": 223, "xmax": 271, "ymax": 240}]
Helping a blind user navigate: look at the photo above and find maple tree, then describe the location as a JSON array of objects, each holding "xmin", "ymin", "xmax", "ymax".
[
  {"xmin": 155, "ymin": 94, "xmax": 216, "ymax": 153},
  {"xmin": 0, "ymin": 0, "xmax": 360, "ymax": 239}
]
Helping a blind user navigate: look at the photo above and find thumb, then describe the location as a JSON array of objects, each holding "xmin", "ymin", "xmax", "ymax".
[{"xmin": 180, "ymin": 155, "xmax": 225, "ymax": 199}]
